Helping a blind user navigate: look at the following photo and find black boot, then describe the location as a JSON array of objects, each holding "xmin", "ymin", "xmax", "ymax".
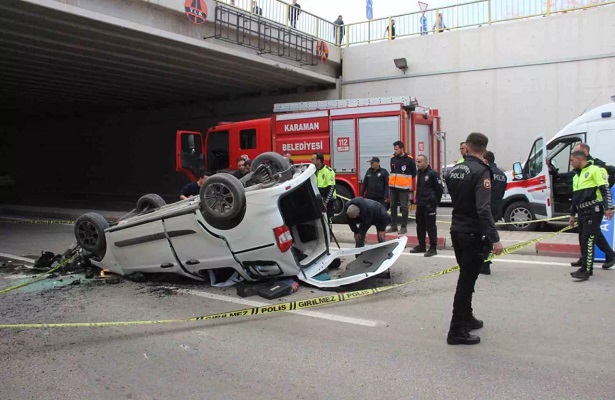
[
  {"xmin": 570, "ymin": 267, "xmax": 592, "ymax": 277},
  {"xmin": 447, "ymin": 329, "xmax": 480, "ymax": 345},
  {"xmin": 480, "ymin": 263, "xmax": 491, "ymax": 275},
  {"xmin": 409, "ymin": 245, "xmax": 426, "ymax": 254},
  {"xmin": 465, "ymin": 314, "xmax": 484, "ymax": 331},
  {"xmin": 603, "ymin": 259, "xmax": 615, "ymax": 270},
  {"xmin": 571, "ymin": 268, "xmax": 590, "ymax": 281},
  {"xmin": 424, "ymin": 247, "xmax": 437, "ymax": 257},
  {"xmin": 570, "ymin": 258, "xmax": 582, "ymax": 267}
]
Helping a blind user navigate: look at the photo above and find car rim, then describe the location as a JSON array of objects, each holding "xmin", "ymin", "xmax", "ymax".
[
  {"xmin": 204, "ymin": 183, "xmax": 235, "ymax": 214},
  {"xmin": 77, "ymin": 221, "xmax": 99, "ymax": 247},
  {"xmin": 510, "ymin": 207, "xmax": 532, "ymax": 228}
]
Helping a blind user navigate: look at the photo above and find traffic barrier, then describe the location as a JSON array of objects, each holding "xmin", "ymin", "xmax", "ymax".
[{"xmin": 0, "ymin": 225, "xmax": 574, "ymax": 329}]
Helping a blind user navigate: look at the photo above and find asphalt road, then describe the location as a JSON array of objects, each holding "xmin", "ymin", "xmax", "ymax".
[{"xmin": 1, "ymin": 222, "xmax": 614, "ymax": 400}]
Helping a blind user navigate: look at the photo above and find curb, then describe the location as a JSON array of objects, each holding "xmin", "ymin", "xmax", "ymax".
[{"xmin": 535, "ymin": 242, "xmax": 579, "ymax": 257}]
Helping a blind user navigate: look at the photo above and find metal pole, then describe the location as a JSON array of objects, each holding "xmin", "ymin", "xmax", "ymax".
[{"xmin": 488, "ymin": 0, "xmax": 492, "ymax": 25}]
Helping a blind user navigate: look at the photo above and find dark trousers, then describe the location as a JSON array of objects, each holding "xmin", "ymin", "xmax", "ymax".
[
  {"xmin": 389, "ymin": 188, "xmax": 409, "ymax": 228},
  {"xmin": 450, "ymin": 232, "xmax": 486, "ymax": 333},
  {"xmin": 366, "ymin": 197, "xmax": 386, "ymax": 209},
  {"xmin": 326, "ymin": 202, "xmax": 334, "ymax": 231},
  {"xmin": 416, "ymin": 205, "xmax": 437, "ymax": 248},
  {"xmin": 577, "ymin": 209, "xmax": 615, "ymax": 265},
  {"xmin": 355, "ymin": 216, "xmax": 391, "ymax": 247}
]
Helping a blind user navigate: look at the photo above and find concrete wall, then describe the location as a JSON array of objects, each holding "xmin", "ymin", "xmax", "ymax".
[
  {"xmin": 1, "ymin": 90, "xmax": 336, "ymax": 202},
  {"xmin": 341, "ymin": 6, "xmax": 615, "ymax": 170}
]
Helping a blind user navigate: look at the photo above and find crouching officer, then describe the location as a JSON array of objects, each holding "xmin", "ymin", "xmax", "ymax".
[
  {"xmin": 569, "ymin": 150, "xmax": 614, "ymax": 281},
  {"xmin": 445, "ymin": 132, "xmax": 503, "ymax": 345},
  {"xmin": 312, "ymin": 152, "xmax": 336, "ymax": 230},
  {"xmin": 346, "ymin": 197, "xmax": 391, "ymax": 247}
]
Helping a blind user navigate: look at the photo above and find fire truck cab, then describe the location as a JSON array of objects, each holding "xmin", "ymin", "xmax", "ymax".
[
  {"xmin": 502, "ymin": 100, "xmax": 615, "ymax": 231},
  {"xmin": 177, "ymin": 96, "xmax": 443, "ymax": 222}
]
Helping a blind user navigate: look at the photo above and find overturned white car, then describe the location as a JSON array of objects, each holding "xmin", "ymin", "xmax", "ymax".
[{"xmin": 73, "ymin": 153, "xmax": 407, "ymax": 288}]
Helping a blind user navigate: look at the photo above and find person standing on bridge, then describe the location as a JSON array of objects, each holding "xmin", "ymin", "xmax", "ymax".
[
  {"xmin": 570, "ymin": 143, "xmax": 615, "ymax": 270},
  {"xmin": 289, "ymin": 0, "xmax": 301, "ymax": 28},
  {"xmin": 410, "ymin": 154, "xmax": 442, "ymax": 257},
  {"xmin": 312, "ymin": 152, "xmax": 336, "ymax": 231},
  {"xmin": 361, "ymin": 156, "xmax": 389, "ymax": 209},
  {"xmin": 384, "ymin": 19, "xmax": 396, "ymax": 40},
  {"xmin": 445, "ymin": 132, "xmax": 503, "ymax": 345},
  {"xmin": 387, "ymin": 141, "xmax": 416, "ymax": 235},
  {"xmin": 333, "ymin": 15, "xmax": 345, "ymax": 45},
  {"xmin": 569, "ymin": 150, "xmax": 614, "ymax": 281}
]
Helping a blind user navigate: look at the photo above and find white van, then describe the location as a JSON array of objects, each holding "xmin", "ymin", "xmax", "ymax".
[{"xmin": 502, "ymin": 99, "xmax": 615, "ymax": 231}]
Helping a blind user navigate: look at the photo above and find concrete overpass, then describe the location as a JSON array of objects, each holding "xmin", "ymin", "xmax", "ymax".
[{"xmin": 0, "ymin": 0, "xmax": 339, "ymax": 115}]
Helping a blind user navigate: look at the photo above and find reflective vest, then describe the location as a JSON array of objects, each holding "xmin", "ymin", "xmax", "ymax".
[
  {"xmin": 315, "ymin": 165, "xmax": 336, "ymax": 201},
  {"xmin": 389, "ymin": 154, "xmax": 415, "ymax": 190},
  {"xmin": 572, "ymin": 163, "xmax": 609, "ymax": 210}
]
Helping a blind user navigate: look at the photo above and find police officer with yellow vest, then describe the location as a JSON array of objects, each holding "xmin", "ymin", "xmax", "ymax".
[
  {"xmin": 312, "ymin": 152, "xmax": 336, "ymax": 230},
  {"xmin": 569, "ymin": 150, "xmax": 614, "ymax": 281},
  {"xmin": 387, "ymin": 140, "xmax": 416, "ymax": 235}
]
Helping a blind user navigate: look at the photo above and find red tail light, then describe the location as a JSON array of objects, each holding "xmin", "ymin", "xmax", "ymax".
[{"xmin": 274, "ymin": 225, "xmax": 293, "ymax": 253}]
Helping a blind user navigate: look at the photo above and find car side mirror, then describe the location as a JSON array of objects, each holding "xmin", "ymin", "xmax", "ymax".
[{"xmin": 513, "ymin": 162, "xmax": 523, "ymax": 180}]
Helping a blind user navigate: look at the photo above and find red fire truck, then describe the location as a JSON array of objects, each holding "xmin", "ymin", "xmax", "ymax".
[{"xmin": 176, "ymin": 96, "xmax": 443, "ymax": 221}]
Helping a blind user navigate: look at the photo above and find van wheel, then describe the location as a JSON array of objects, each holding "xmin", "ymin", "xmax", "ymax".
[
  {"xmin": 200, "ymin": 174, "xmax": 246, "ymax": 230},
  {"xmin": 74, "ymin": 213, "xmax": 109, "ymax": 258},
  {"xmin": 136, "ymin": 193, "xmax": 166, "ymax": 214},
  {"xmin": 504, "ymin": 201, "xmax": 536, "ymax": 231},
  {"xmin": 251, "ymin": 152, "xmax": 292, "ymax": 185},
  {"xmin": 332, "ymin": 185, "xmax": 353, "ymax": 224}
]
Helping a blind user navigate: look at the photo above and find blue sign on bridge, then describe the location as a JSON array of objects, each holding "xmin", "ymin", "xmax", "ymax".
[{"xmin": 366, "ymin": 0, "xmax": 373, "ymax": 20}]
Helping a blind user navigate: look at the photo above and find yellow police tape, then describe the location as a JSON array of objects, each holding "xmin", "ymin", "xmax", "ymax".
[
  {"xmin": 0, "ymin": 255, "xmax": 78, "ymax": 295},
  {"xmin": 0, "ymin": 224, "xmax": 574, "ymax": 329},
  {"xmin": 334, "ymin": 193, "xmax": 570, "ymax": 226}
]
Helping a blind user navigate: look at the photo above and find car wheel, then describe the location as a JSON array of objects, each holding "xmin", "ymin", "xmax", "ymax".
[
  {"xmin": 504, "ymin": 201, "xmax": 536, "ymax": 231},
  {"xmin": 200, "ymin": 173, "xmax": 246, "ymax": 229},
  {"xmin": 332, "ymin": 184, "xmax": 353, "ymax": 224},
  {"xmin": 250, "ymin": 152, "xmax": 292, "ymax": 185},
  {"xmin": 74, "ymin": 212, "xmax": 109, "ymax": 257},
  {"xmin": 136, "ymin": 193, "xmax": 166, "ymax": 214}
]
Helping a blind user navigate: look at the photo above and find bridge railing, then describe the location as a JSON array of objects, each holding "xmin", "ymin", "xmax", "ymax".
[
  {"xmin": 342, "ymin": 0, "xmax": 615, "ymax": 46},
  {"xmin": 216, "ymin": 0, "xmax": 339, "ymax": 44}
]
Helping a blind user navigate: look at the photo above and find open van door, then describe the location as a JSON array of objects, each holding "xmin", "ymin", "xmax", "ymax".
[
  {"xmin": 176, "ymin": 130, "xmax": 205, "ymax": 181},
  {"xmin": 505, "ymin": 135, "xmax": 552, "ymax": 230}
]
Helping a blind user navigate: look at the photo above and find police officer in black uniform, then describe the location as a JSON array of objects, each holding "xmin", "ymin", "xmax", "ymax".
[
  {"xmin": 346, "ymin": 197, "xmax": 391, "ymax": 247},
  {"xmin": 361, "ymin": 157, "xmax": 389, "ymax": 208},
  {"xmin": 445, "ymin": 132, "xmax": 503, "ymax": 345},
  {"xmin": 480, "ymin": 151, "xmax": 508, "ymax": 275},
  {"xmin": 410, "ymin": 154, "xmax": 443, "ymax": 257}
]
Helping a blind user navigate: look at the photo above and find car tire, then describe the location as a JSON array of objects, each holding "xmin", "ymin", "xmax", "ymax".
[
  {"xmin": 332, "ymin": 184, "xmax": 353, "ymax": 224},
  {"xmin": 200, "ymin": 173, "xmax": 246, "ymax": 230},
  {"xmin": 503, "ymin": 201, "xmax": 536, "ymax": 231},
  {"xmin": 136, "ymin": 193, "xmax": 166, "ymax": 214},
  {"xmin": 74, "ymin": 212, "xmax": 109, "ymax": 258},
  {"xmin": 250, "ymin": 152, "xmax": 292, "ymax": 185}
]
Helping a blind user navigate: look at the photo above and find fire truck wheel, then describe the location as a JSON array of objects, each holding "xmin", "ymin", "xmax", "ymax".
[
  {"xmin": 74, "ymin": 212, "xmax": 109, "ymax": 257},
  {"xmin": 332, "ymin": 185, "xmax": 353, "ymax": 224},
  {"xmin": 200, "ymin": 174, "xmax": 246, "ymax": 228},
  {"xmin": 503, "ymin": 201, "xmax": 536, "ymax": 232},
  {"xmin": 136, "ymin": 193, "xmax": 166, "ymax": 214},
  {"xmin": 251, "ymin": 152, "xmax": 292, "ymax": 184}
]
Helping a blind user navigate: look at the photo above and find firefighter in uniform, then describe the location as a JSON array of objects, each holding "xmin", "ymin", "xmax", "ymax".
[
  {"xmin": 445, "ymin": 132, "xmax": 503, "ymax": 345},
  {"xmin": 480, "ymin": 151, "xmax": 508, "ymax": 275},
  {"xmin": 387, "ymin": 140, "xmax": 416, "ymax": 235},
  {"xmin": 569, "ymin": 150, "xmax": 614, "ymax": 281},
  {"xmin": 312, "ymin": 152, "xmax": 336, "ymax": 230},
  {"xmin": 570, "ymin": 143, "xmax": 615, "ymax": 270}
]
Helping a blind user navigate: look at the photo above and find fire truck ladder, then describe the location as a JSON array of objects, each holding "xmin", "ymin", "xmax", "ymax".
[{"xmin": 273, "ymin": 96, "xmax": 420, "ymax": 113}]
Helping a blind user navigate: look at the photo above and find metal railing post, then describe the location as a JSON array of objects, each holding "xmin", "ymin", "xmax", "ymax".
[
  {"xmin": 488, "ymin": 0, "xmax": 492, "ymax": 25},
  {"xmin": 345, "ymin": 25, "xmax": 350, "ymax": 47},
  {"xmin": 285, "ymin": 3, "xmax": 289, "ymax": 27},
  {"xmin": 546, "ymin": 0, "xmax": 552, "ymax": 16},
  {"xmin": 316, "ymin": 18, "xmax": 320, "ymax": 39},
  {"xmin": 387, "ymin": 16, "xmax": 392, "ymax": 40}
]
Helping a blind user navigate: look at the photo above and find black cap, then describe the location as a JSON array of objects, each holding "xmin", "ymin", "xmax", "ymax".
[{"xmin": 368, "ymin": 156, "xmax": 380, "ymax": 163}]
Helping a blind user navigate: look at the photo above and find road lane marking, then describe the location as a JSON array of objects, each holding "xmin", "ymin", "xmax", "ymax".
[
  {"xmin": 177, "ymin": 289, "xmax": 384, "ymax": 327},
  {"xmin": 0, "ymin": 252, "xmax": 36, "ymax": 263}
]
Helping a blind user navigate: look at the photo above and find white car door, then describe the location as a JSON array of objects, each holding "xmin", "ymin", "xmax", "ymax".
[{"xmin": 298, "ymin": 237, "xmax": 408, "ymax": 288}]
